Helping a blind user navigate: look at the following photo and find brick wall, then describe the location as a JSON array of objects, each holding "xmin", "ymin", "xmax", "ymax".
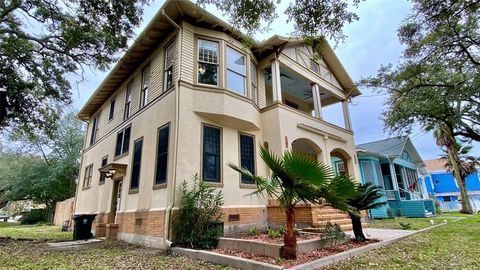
[
  {"xmin": 267, "ymin": 203, "xmax": 315, "ymax": 228},
  {"xmin": 116, "ymin": 210, "xmax": 165, "ymax": 237}
]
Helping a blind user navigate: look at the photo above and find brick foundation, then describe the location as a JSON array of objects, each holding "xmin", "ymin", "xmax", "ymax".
[{"xmin": 116, "ymin": 210, "xmax": 165, "ymax": 238}]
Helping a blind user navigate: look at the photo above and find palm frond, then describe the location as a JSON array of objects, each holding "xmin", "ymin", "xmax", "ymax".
[{"xmin": 282, "ymin": 151, "xmax": 333, "ymax": 187}]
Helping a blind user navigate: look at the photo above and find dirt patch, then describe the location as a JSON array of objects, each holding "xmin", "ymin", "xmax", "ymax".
[{"xmin": 213, "ymin": 239, "xmax": 379, "ymax": 268}]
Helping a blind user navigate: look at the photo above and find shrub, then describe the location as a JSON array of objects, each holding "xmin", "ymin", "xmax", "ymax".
[
  {"xmin": 322, "ymin": 222, "xmax": 346, "ymax": 239},
  {"xmin": 399, "ymin": 222, "xmax": 412, "ymax": 230},
  {"xmin": 172, "ymin": 174, "xmax": 224, "ymax": 249},
  {"xmin": 21, "ymin": 209, "xmax": 47, "ymax": 224},
  {"xmin": 266, "ymin": 227, "xmax": 281, "ymax": 238},
  {"xmin": 248, "ymin": 226, "xmax": 258, "ymax": 236},
  {"xmin": 386, "ymin": 207, "xmax": 394, "ymax": 218},
  {"xmin": 279, "ymin": 225, "xmax": 287, "ymax": 235},
  {"xmin": 395, "ymin": 208, "xmax": 402, "ymax": 217}
]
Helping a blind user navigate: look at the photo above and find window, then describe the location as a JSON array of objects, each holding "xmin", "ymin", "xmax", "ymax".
[
  {"xmin": 239, "ymin": 134, "xmax": 255, "ymax": 184},
  {"xmin": 140, "ymin": 66, "xmax": 150, "ymax": 108},
  {"xmin": 108, "ymin": 98, "xmax": 115, "ymax": 121},
  {"xmin": 197, "ymin": 39, "xmax": 219, "ymax": 85},
  {"xmin": 164, "ymin": 43, "xmax": 175, "ymax": 90},
  {"xmin": 155, "ymin": 124, "xmax": 170, "ymax": 185},
  {"xmin": 115, "ymin": 126, "xmax": 131, "ymax": 157},
  {"xmin": 90, "ymin": 114, "xmax": 100, "ymax": 146},
  {"xmin": 124, "ymin": 82, "xmax": 133, "ymax": 120},
  {"xmin": 250, "ymin": 63, "xmax": 257, "ymax": 104},
  {"xmin": 375, "ymin": 162, "xmax": 385, "ymax": 188},
  {"xmin": 443, "ymin": 196, "xmax": 452, "ymax": 202},
  {"xmin": 202, "ymin": 125, "xmax": 221, "ymax": 182},
  {"xmin": 310, "ymin": 59, "xmax": 320, "ymax": 74},
  {"xmin": 83, "ymin": 164, "xmax": 93, "ymax": 188},
  {"xmin": 361, "ymin": 160, "xmax": 375, "ymax": 184},
  {"xmin": 99, "ymin": 156, "xmax": 108, "ymax": 185},
  {"xmin": 336, "ymin": 162, "xmax": 346, "ymax": 176},
  {"xmin": 130, "ymin": 138, "xmax": 143, "ymax": 190},
  {"xmin": 226, "ymin": 47, "xmax": 246, "ymax": 95}
]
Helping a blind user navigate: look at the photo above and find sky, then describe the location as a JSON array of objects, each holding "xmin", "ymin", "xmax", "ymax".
[{"xmin": 71, "ymin": 0, "xmax": 479, "ymax": 161}]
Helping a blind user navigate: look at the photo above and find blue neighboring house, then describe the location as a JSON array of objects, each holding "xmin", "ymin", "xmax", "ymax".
[
  {"xmin": 352, "ymin": 136, "xmax": 436, "ymax": 218},
  {"xmin": 424, "ymin": 158, "xmax": 480, "ymax": 211}
]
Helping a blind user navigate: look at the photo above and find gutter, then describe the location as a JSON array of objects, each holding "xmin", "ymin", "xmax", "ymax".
[{"xmin": 162, "ymin": 8, "xmax": 181, "ymax": 247}]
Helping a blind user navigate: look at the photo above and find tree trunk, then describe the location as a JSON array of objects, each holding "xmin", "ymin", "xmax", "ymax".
[
  {"xmin": 446, "ymin": 146, "xmax": 473, "ymax": 214},
  {"xmin": 349, "ymin": 213, "xmax": 366, "ymax": 241},
  {"xmin": 282, "ymin": 208, "xmax": 297, "ymax": 259}
]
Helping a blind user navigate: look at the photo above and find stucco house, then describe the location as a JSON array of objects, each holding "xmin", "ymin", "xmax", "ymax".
[
  {"xmin": 424, "ymin": 158, "xmax": 480, "ymax": 211},
  {"xmin": 73, "ymin": 0, "xmax": 362, "ymax": 248},
  {"xmin": 352, "ymin": 136, "xmax": 436, "ymax": 218}
]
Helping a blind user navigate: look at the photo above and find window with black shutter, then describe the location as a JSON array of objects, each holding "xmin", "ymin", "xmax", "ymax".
[
  {"xmin": 202, "ymin": 125, "xmax": 221, "ymax": 182},
  {"xmin": 130, "ymin": 138, "xmax": 143, "ymax": 190},
  {"xmin": 240, "ymin": 134, "xmax": 255, "ymax": 184},
  {"xmin": 155, "ymin": 124, "xmax": 169, "ymax": 185},
  {"xmin": 99, "ymin": 156, "xmax": 108, "ymax": 185}
]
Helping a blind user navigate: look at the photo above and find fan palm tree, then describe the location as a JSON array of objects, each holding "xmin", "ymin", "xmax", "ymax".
[
  {"xmin": 434, "ymin": 123, "xmax": 478, "ymax": 213},
  {"xmin": 228, "ymin": 146, "xmax": 356, "ymax": 259},
  {"xmin": 346, "ymin": 183, "xmax": 386, "ymax": 241}
]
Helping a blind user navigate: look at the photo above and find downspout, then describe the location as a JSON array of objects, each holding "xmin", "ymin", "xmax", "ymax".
[{"xmin": 162, "ymin": 9, "xmax": 181, "ymax": 247}]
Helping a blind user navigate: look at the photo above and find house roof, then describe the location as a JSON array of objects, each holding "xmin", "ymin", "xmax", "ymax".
[
  {"xmin": 424, "ymin": 158, "xmax": 448, "ymax": 172},
  {"xmin": 77, "ymin": 0, "xmax": 360, "ymax": 120},
  {"xmin": 356, "ymin": 136, "xmax": 426, "ymax": 168}
]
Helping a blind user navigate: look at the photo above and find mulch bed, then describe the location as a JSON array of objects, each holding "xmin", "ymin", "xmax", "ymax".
[
  {"xmin": 213, "ymin": 239, "xmax": 379, "ymax": 268},
  {"xmin": 231, "ymin": 232, "xmax": 320, "ymax": 244}
]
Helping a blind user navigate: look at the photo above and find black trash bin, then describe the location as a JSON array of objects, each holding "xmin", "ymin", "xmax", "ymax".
[{"xmin": 73, "ymin": 214, "xmax": 97, "ymax": 240}]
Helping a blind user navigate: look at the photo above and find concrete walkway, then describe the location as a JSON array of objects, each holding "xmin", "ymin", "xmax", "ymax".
[
  {"xmin": 47, "ymin": 239, "xmax": 102, "ymax": 249},
  {"xmin": 346, "ymin": 228, "xmax": 415, "ymax": 241}
]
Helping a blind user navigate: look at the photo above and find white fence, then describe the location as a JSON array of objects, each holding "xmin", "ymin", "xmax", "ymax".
[{"xmin": 439, "ymin": 198, "xmax": 480, "ymax": 212}]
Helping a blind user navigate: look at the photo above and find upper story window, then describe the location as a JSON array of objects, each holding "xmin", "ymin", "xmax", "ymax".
[
  {"xmin": 115, "ymin": 126, "xmax": 131, "ymax": 157},
  {"xmin": 108, "ymin": 98, "xmax": 115, "ymax": 121},
  {"xmin": 99, "ymin": 156, "xmax": 108, "ymax": 185},
  {"xmin": 83, "ymin": 164, "xmax": 93, "ymax": 189},
  {"xmin": 197, "ymin": 39, "xmax": 219, "ymax": 86},
  {"xmin": 164, "ymin": 43, "xmax": 175, "ymax": 90},
  {"xmin": 250, "ymin": 62, "xmax": 257, "ymax": 104},
  {"xmin": 124, "ymin": 82, "xmax": 133, "ymax": 120},
  {"xmin": 140, "ymin": 66, "xmax": 150, "ymax": 108},
  {"xmin": 89, "ymin": 114, "xmax": 100, "ymax": 146},
  {"xmin": 226, "ymin": 47, "xmax": 246, "ymax": 95}
]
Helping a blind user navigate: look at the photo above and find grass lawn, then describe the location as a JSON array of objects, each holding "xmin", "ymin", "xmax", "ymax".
[
  {"xmin": 0, "ymin": 222, "xmax": 232, "ymax": 270},
  {"xmin": 325, "ymin": 214, "xmax": 480, "ymax": 270},
  {"xmin": 367, "ymin": 213, "xmax": 468, "ymax": 230},
  {"xmin": 0, "ymin": 222, "xmax": 72, "ymax": 241}
]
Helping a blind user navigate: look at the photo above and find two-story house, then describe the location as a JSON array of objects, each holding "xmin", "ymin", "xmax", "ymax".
[{"xmin": 74, "ymin": 0, "xmax": 361, "ymax": 248}]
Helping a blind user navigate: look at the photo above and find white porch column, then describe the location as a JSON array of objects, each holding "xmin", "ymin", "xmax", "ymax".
[
  {"xmin": 342, "ymin": 100, "xmax": 352, "ymax": 130},
  {"xmin": 311, "ymin": 83, "xmax": 322, "ymax": 119},
  {"xmin": 271, "ymin": 59, "xmax": 282, "ymax": 102}
]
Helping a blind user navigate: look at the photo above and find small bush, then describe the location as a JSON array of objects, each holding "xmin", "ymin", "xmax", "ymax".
[
  {"xmin": 386, "ymin": 207, "xmax": 394, "ymax": 219},
  {"xmin": 21, "ymin": 209, "xmax": 47, "ymax": 224},
  {"xmin": 172, "ymin": 174, "xmax": 224, "ymax": 249},
  {"xmin": 279, "ymin": 225, "xmax": 287, "ymax": 235},
  {"xmin": 266, "ymin": 227, "xmax": 281, "ymax": 238},
  {"xmin": 248, "ymin": 226, "xmax": 258, "ymax": 236},
  {"xmin": 399, "ymin": 222, "xmax": 412, "ymax": 230},
  {"xmin": 395, "ymin": 208, "xmax": 402, "ymax": 217},
  {"xmin": 322, "ymin": 222, "xmax": 346, "ymax": 239}
]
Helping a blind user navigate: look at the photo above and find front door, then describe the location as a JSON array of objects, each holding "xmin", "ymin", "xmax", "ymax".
[{"xmin": 109, "ymin": 178, "xmax": 123, "ymax": 224}]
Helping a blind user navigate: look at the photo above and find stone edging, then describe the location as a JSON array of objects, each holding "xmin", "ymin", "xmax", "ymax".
[{"xmin": 171, "ymin": 218, "xmax": 465, "ymax": 270}]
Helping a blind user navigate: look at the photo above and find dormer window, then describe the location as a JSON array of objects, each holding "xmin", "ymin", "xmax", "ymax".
[
  {"xmin": 197, "ymin": 39, "xmax": 219, "ymax": 86},
  {"xmin": 226, "ymin": 47, "xmax": 246, "ymax": 95}
]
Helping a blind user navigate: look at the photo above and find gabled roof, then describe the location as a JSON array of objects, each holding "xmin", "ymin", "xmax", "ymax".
[
  {"xmin": 356, "ymin": 136, "xmax": 426, "ymax": 168},
  {"xmin": 77, "ymin": 0, "xmax": 360, "ymax": 120}
]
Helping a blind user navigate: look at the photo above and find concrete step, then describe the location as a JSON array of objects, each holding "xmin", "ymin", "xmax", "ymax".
[{"xmin": 317, "ymin": 213, "xmax": 350, "ymax": 220}]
